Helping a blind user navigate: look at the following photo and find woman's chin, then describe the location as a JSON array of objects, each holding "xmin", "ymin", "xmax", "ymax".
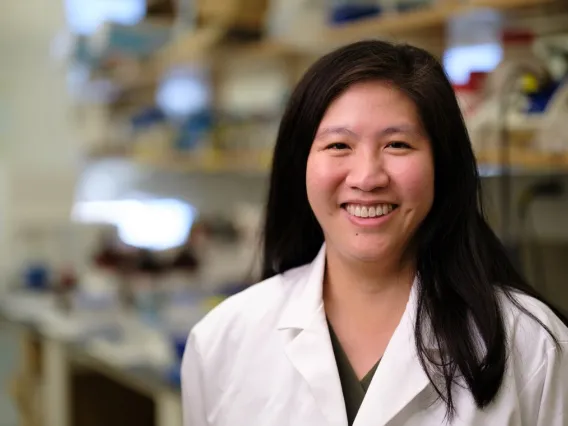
[{"xmin": 342, "ymin": 239, "xmax": 394, "ymax": 263}]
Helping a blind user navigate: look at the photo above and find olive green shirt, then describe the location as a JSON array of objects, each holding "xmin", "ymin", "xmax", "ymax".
[{"xmin": 328, "ymin": 321, "xmax": 380, "ymax": 426}]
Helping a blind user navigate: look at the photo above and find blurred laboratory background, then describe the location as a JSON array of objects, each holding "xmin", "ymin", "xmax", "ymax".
[{"xmin": 0, "ymin": 0, "xmax": 567, "ymax": 425}]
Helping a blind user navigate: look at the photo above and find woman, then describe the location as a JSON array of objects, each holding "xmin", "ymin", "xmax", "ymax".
[{"xmin": 181, "ymin": 40, "xmax": 568, "ymax": 425}]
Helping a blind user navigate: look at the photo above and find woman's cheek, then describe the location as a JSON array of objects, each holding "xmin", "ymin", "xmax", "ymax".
[
  {"xmin": 391, "ymin": 157, "xmax": 434, "ymax": 200},
  {"xmin": 308, "ymin": 156, "xmax": 345, "ymax": 186}
]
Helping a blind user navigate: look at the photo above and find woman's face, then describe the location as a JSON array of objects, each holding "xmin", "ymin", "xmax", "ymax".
[{"xmin": 306, "ymin": 81, "xmax": 434, "ymax": 265}]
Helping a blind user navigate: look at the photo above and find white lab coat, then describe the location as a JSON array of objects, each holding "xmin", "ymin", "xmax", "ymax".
[{"xmin": 181, "ymin": 245, "xmax": 568, "ymax": 426}]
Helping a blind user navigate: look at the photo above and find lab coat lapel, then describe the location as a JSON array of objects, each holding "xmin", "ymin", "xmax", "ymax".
[
  {"xmin": 354, "ymin": 283, "xmax": 431, "ymax": 426},
  {"xmin": 278, "ymin": 245, "xmax": 348, "ymax": 426},
  {"xmin": 285, "ymin": 306, "xmax": 348, "ymax": 426}
]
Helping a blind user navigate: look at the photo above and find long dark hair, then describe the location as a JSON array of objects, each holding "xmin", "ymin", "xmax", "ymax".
[{"xmin": 261, "ymin": 40, "xmax": 567, "ymax": 418}]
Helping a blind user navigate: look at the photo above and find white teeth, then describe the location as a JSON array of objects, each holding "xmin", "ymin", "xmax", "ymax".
[{"xmin": 345, "ymin": 203, "xmax": 395, "ymax": 218}]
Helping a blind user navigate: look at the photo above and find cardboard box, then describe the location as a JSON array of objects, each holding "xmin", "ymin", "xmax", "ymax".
[{"xmin": 197, "ymin": 0, "xmax": 269, "ymax": 31}]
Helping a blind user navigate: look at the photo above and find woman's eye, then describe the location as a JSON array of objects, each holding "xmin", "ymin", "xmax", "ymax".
[
  {"xmin": 326, "ymin": 142, "xmax": 349, "ymax": 150},
  {"xmin": 387, "ymin": 141, "xmax": 411, "ymax": 149}
]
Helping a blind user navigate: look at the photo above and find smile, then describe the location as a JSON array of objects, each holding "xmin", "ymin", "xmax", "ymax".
[{"xmin": 342, "ymin": 203, "xmax": 398, "ymax": 218}]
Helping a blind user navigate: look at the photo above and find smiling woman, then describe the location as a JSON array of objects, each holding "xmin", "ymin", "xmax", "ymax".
[
  {"xmin": 307, "ymin": 81, "xmax": 434, "ymax": 271},
  {"xmin": 181, "ymin": 40, "xmax": 568, "ymax": 426}
]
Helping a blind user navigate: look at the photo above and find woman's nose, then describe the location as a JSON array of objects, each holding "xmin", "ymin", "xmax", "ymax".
[{"xmin": 345, "ymin": 152, "xmax": 389, "ymax": 192}]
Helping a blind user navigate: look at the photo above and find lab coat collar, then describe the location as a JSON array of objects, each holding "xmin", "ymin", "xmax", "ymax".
[
  {"xmin": 277, "ymin": 243, "xmax": 327, "ymax": 331},
  {"xmin": 277, "ymin": 244, "xmax": 434, "ymax": 426},
  {"xmin": 276, "ymin": 243, "xmax": 434, "ymax": 344}
]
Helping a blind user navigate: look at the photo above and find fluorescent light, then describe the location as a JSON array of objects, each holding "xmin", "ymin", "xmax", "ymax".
[
  {"xmin": 65, "ymin": 0, "xmax": 146, "ymax": 35},
  {"xmin": 72, "ymin": 199, "xmax": 196, "ymax": 250},
  {"xmin": 156, "ymin": 69, "xmax": 211, "ymax": 119},
  {"xmin": 444, "ymin": 43, "xmax": 503, "ymax": 85}
]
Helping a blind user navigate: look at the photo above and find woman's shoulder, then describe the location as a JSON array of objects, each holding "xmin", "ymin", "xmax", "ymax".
[
  {"xmin": 498, "ymin": 289, "xmax": 568, "ymax": 374},
  {"xmin": 188, "ymin": 262, "xmax": 313, "ymax": 354},
  {"xmin": 500, "ymin": 290, "xmax": 568, "ymax": 345}
]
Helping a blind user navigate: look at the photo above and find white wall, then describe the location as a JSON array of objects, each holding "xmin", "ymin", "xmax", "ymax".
[{"xmin": 0, "ymin": 0, "xmax": 80, "ymax": 287}]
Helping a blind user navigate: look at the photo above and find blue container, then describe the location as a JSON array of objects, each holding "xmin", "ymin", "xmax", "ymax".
[
  {"xmin": 175, "ymin": 110, "xmax": 213, "ymax": 151},
  {"xmin": 130, "ymin": 106, "xmax": 167, "ymax": 131},
  {"xmin": 173, "ymin": 335, "xmax": 187, "ymax": 361},
  {"xmin": 24, "ymin": 263, "xmax": 50, "ymax": 291},
  {"xmin": 526, "ymin": 81, "xmax": 561, "ymax": 114},
  {"xmin": 330, "ymin": 3, "xmax": 382, "ymax": 25}
]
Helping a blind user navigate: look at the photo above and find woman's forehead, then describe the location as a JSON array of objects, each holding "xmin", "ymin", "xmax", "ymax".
[{"xmin": 316, "ymin": 82, "xmax": 424, "ymax": 137}]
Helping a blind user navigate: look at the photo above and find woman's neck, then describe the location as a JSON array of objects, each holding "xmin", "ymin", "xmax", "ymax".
[{"xmin": 323, "ymin": 247, "xmax": 415, "ymax": 330}]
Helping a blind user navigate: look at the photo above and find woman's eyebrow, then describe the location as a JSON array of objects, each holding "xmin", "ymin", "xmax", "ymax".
[
  {"xmin": 377, "ymin": 124, "xmax": 420, "ymax": 137},
  {"xmin": 315, "ymin": 126, "xmax": 359, "ymax": 140},
  {"xmin": 316, "ymin": 124, "xmax": 421, "ymax": 140}
]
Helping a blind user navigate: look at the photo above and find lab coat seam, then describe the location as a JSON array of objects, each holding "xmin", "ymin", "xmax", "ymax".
[
  {"xmin": 518, "ymin": 361, "xmax": 546, "ymax": 398},
  {"xmin": 190, "ymin": 332, "xmax": 208, "ymax": 396},
  {"xmin": 182, "ymin": 331, "xmax": 211, "ymax": 426},
  {"xmin": 516, "ymin": 346, "xmax": 557, "ymax": 397}
]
